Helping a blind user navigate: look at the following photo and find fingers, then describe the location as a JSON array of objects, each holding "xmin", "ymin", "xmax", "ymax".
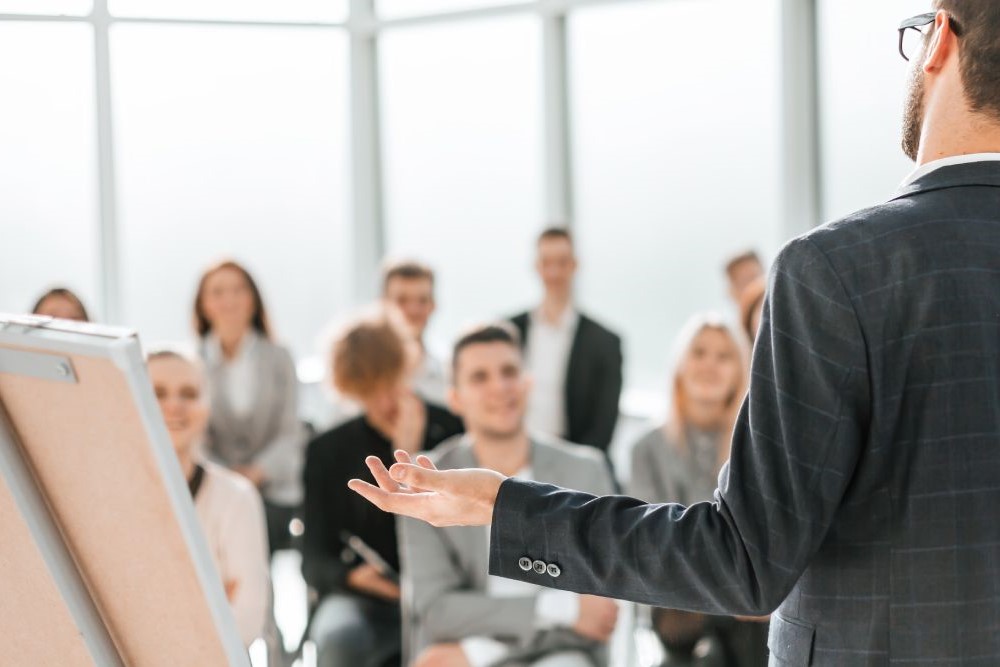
[
  {"xmin": 389, "ymin": 462, "xmax": 448, "ymax": 494},
  {"xmin": 347, "ymin": 479, "xmax": 434, "ymax": 523},
  {"xmin": 365, "ymin": 456, "xmax": 404, "ymax": 493},
  {"xmin": 393, "ymin": 450, "xmax": 437, "ymax": 471},
  {"xmin": 414, "ymin": 454, "xmax": 438, "ymax": 471}
]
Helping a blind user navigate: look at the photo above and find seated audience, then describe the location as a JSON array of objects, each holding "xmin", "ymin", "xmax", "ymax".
[
  {"xmin": 723, "ymin": 250, "xmax": 764, "ymax": 308},
  {"xmin": 629, "ymin": 315, "xmax": 766, "ymax": 667},
  {"xmin": 737, "ymin": 277, "xmax": 766, "ymax": 345},
  {"xmin": 31, "ymin": 287, "xmax": 90, "ymax": 321},
  {"xmin": 147, "ymin": 349, "xmax": 270, "ymax": 648},
  {"xmin": 510, "ymin": 227, "xmax": 623, "ymax": 453},
  {"xmin": 194, "ymin": 259, "xmax": 308, "ymax": 553},
  {"xmin": 382, "ymin": 259, "xmax": 447, "ymax": 405},
  {"xmin": 302, "ymin": 309, "xmax": 464, "ymax": 667},
  {"xmin": 400, "ymin": 323, "xmax": 618, "ymax": 667}
]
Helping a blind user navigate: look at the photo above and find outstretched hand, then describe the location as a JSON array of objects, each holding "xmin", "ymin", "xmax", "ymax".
[{"xmin": 348, "ymin": 450, "xmax": 507, "ymax": 527}]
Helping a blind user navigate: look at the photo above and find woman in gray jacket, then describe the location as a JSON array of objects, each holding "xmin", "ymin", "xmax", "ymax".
[
  {"xmin": 194, "ymin": 259, "xmax": 307, "ymax": 554},
  {"xmin": 629, "ymin": 314, "xmax": 766, "ymax": 667}
]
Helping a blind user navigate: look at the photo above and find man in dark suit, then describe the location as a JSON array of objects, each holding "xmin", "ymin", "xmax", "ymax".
[
  {"xmin": 351, "ymin": 4, "xmax": 1000, "ymax": 664},
  {"xmin": 510, "ymin": 227, "xmax": 623, "ymax": 452}
]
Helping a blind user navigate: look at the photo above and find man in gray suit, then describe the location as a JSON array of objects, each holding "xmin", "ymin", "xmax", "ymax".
[
  {"xmin": 352, "ymin": 3, "xmax": 1000, "ymax": 664},
  {"xmin": 399, "ymin": 323, "xmax": 618, "ymax": 667}
]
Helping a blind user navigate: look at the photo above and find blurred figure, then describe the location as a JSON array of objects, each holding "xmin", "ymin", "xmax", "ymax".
[
  {"xmin": 147, "ymin": 349, "xmax": 271, "ymax": 649},
  {"xmin": 194, "ymin": 259, "xmax": 307, "ymax": 554},
  {"xmin": 302, "ymin": 309, "xmax": 463, "ymax": 667},
  {"xmin": 400, "ymin": 323, "xmax": 617, "ymax": 667},
  {"xmin": 737, "ymin": 277, "xmax": 766, "ymax": 345},
  {"xmin": 629, "ymin": 315, "xmax": 766, "ymax": 667},
  {"xmin": 381, "ymin": 259, "xmax": 447, "ymax": 405},
  {"xmin": 510, "ymin": 227, "xmax": 623, "ymax": 453},
  {"xmin": 722, "ymin": 251, "xmax": 764, "ymax": 307},
  {"xmin": 31, "ymin": 287, "xmax": 90, "ymax": 321}
]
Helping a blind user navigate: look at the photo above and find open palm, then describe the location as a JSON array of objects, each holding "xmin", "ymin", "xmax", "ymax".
[{"xmin": 348, "ymin": 450, "xmax": 506, "ymax": 527}]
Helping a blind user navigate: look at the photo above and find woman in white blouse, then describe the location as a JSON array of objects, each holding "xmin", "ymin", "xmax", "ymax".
[
  {"xmin": 148, "ymin": 349, "xmax": 271, "ymax": 647},
  {"xmin": 193, "ymin": 259, "xmax": 308, "ymax": 553}
]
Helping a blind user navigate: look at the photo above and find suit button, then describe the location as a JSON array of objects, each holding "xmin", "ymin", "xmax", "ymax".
[
  {"xmin": 518, "ymin": 557, "xmax": 533, "ymax": 572},
  {"xmin": 546, "ymin": 563, "xmax": 561, "ymax": 578},
  {"xmin": 532, "ymin": 560, "xmax": 547, "ymax": 574}
]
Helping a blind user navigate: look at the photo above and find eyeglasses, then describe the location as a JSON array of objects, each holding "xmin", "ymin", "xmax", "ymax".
[{"xmin": 898, "ymin": 12, "xmax": 962, "ymax": 62}]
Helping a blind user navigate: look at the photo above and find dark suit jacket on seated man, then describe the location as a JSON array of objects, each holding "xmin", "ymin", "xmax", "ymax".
[{"xmin": 351, "ymin": 6, "xmax": 1000, "ymax": 665}]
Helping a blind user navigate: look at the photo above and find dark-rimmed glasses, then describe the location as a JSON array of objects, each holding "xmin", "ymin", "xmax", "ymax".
[{"xmin": 898, "ymin": 12, "xmax": 962, "ymax": 62}]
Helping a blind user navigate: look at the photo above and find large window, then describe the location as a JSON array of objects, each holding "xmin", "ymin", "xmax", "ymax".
[
  {"xmin": 817, "ymin": 0, "xmax": 928, "ymax": 221},
  {"xmin": 111, "ymin": 24, "xmax": 350, "ymax": 359},
  {"xmin": 378, "ymin": 0, "xmax": 530, "ymax": 19},
  {"xmin": 380, "ymin": 15, "xmax": 544, "ymax": 355},
  {"xmin": 108, "ymin": 0, "xmax": 347, "ymax": 23},
  {"xmin": 0, "ymin": 22, "xmax": 100, "ymax": 317},
  {"xmin": 569, "ymin": 0, "xmax": 783, "ymax": 396},
  {"xmin": 0, "ymin": 0, "xmax": 90, "ymax": 14}
]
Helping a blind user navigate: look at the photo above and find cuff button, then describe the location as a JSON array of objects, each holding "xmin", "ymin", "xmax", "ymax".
[
  {"xmin": 532, "ymin": 560, "xmax": 547, "ymax": 574},
  {"xmin": 546, "ymin": 563, "xmax": 561, "ymax": 578},
  {"xmin": 518, "ymin": 557, "xmax": 533, "ymax": 572}
]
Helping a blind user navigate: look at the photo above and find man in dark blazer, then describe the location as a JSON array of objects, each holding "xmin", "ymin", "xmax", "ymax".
[
  {"xmin": 510, "ymin": 227, "xmax": 623, "ymax": 452},
  {"xmin": 351, "ymin": 4, "xmax": 1000, "ymax": 664}
]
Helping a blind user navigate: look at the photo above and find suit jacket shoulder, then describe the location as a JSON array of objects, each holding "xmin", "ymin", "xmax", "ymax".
[{"xmin": 575, "ymin": 313, "xmax": 621, "ymax": 347}]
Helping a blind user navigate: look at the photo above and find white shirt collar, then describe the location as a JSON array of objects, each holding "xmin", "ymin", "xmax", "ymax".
[
  {"xmin": 900, "ymin": 153, "xmax": 1000, "ymax": 188},
  {"xmin": 530, "ymin": 305, "xmax": 579, "ymax": 331},
  {"xmin": 204, "ymin": 329, "xmax": 259, "ymax": 365}
]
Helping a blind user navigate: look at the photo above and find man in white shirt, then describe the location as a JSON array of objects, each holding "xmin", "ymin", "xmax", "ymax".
[
  {"xmin": 510, "ymin": 228, "xmax": 623, "ymax": 454},
  {"xmin": 382, "ymin": 259, "xmax": 448, "ymax": 406},
  {"xmin": 398, "ymin": 323, "xmax": 618, "ymax": 667}
]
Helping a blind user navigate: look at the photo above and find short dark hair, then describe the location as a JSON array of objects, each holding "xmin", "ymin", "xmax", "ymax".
[
  {"xmin": 451, "ymin": 322, "xmax": 522, "ymax": 380},
  {"xmin": 724, "ymin": 250, "xmax": 763, "ymax": 277},
  {"xmin": 935, "ymin": 0, "xmax": 1000, "ymax": 122},
  {"xmin": 381, "ymin": 259, "xmax": 435, "ymax": 295},
  {"xmin": 537, "ymin": 226, "xmax": 573, "ymax": 246},
  {"xmin": 31, "ymin": 287, "xmax": 90, "ymax": 322}
]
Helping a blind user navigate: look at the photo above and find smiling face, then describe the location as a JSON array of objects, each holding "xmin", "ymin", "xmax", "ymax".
[
  {"xmin": 384, "ymin": 276, "xmax": 435, "ymax": 339},
  {"xmin": 677, "ymin": 327, "xmax": 743, "ymax": 408},
  {"xmin": 199, "ymin": 267, "xmax": 257, "ymax": 336},
  {"xmin": 148, "ymin": 355, "xmax": 210, "ymax": 460},
  {"xmin": 535, "ymin": 236, "xmax": 577, "ymax": 299},
  {"xmin": 449, "ymin": 341, "xmax": 529, "ymax": 441}
]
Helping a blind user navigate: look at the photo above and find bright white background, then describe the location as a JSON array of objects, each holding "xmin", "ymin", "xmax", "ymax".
[{"xmin": 1, "ymin": 0, "xmax": 929, "ymax": 398}]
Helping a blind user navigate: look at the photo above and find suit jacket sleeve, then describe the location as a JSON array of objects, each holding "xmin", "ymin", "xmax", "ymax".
[
  {"xmin": 579, "ymin": 331, "xmax": 623, "ymax": 451},
  {"xmin": 399, "ymin": 517, "xmax": 537, "ymax": 645},
  {"xmin": 488, "ymin": 237, "xmax": 872, "ymax": 615}
]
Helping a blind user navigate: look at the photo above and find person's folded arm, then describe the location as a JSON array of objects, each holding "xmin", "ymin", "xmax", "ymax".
[{"xmin": 489, "ymin": 236, "xmax": 872, "ymax": 616}]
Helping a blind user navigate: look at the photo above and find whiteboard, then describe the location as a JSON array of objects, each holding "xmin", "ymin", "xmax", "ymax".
[{"xmin": 0, "ymin": 314, "xmax": 248, "ymax": 667}]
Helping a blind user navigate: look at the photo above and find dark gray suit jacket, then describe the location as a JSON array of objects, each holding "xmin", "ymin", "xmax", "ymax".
[{"xmin": 489, "ymin": 162, "xmax": 1000, "ymax": 665}]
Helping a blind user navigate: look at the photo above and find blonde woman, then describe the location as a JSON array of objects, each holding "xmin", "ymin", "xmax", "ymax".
[
  {"xmin": 629, "ymin": 314, "xmax": 766, "ymax": 667},
  {"xmin": 147, "ymin": 349, "xmax": 271, "ymax": 648}
]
